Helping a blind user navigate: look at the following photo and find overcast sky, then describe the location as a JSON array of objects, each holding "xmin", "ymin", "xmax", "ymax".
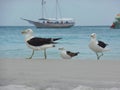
[{"xmin": 0, "ymin": 0, "xmax": 120, "ymax": 26}]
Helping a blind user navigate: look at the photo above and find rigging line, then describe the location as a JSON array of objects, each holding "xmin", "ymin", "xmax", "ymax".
[
  {"xmin": 56, "ymin": 0, "xmax": 62, "ymax": 19},
  {"xmin": 44, "ymin": 3, "xmax": 48, "ymax": 18},
  {"xmin": 57, "ymin": 0, "xmax": 62, "ymax": 18},
  {"xmin": 41, "ymin": 0, "xmax": 47, "ymax": 18},
  {"xmin": 41, "ymin": 0, "xmax": 44, "ymax": 18}
]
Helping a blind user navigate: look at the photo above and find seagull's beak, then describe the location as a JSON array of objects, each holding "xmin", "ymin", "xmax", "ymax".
[
  {"xmin": 58, "ymin": 48, "xmax": 61, "ymax": 50},
  {"xmin": 90, "ymin": 33, "xmax": 96, "ymax": 38},
  {"xmin": 58, "ymin": 48, "xmax": 64, "ymax": 50},
  {"xmin": 90, "ymin": 35, "xmax": 93, "ymax": 37},
  {"xmin": 90, "ymin": 34, "xmax": 95, "ymax": 38},
  {"xmin": 21, "ymin": 31, "xmax": 26, "ymax": 34}
]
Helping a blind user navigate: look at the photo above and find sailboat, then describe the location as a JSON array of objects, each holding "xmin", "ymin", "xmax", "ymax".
[{"xmin": 22, "ymin": 0, "xmax": 75, "ymax": 28}]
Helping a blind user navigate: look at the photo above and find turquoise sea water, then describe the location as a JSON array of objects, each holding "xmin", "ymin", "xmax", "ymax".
[{"xmin": 0, "ymin": 26, "xmax": 120, "ymax": 60}]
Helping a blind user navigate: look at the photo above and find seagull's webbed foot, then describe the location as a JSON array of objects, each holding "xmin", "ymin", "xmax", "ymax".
[{"xmin": 26, "ymin": 50, "xmax": 34, "ymax": 59}]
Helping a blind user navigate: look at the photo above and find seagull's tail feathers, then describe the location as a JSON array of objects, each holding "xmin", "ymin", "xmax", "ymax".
[
  {"xmin": 72, "ymin": 52, "xmax": 80, "ymax": 57},
  {"xmin": 76, "ymin": 52, "xmax": 80, "ymax": 55},
  {"xmin": 52, "ymin": 38, "xmax": 62, "ymax": 41},
  {"xmin": 51, "ymin": 38, "xmax": 62, "ymax": 44}
]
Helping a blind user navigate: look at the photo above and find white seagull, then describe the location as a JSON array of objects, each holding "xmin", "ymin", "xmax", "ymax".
[
  {"xmin": 89, "ymin": 33, "xmax": 109, "ymax": 60},
  {"xmin": 21, "ymin": 29, "xmax": 61, "ymax": 59},
  {"xmin": 59, "ymin": 48, "xmax": 79, "ymax": 59}
]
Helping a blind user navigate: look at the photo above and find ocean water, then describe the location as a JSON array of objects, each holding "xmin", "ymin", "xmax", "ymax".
[{"xmin": 0, "ymin": 26, "xmax": 120, "ymax": 60}]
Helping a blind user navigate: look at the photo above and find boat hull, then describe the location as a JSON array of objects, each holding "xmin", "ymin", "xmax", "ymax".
[
  {"xmin": 22, "ymin": 18, "xmax": 75, "ymax": 28},
  {"xmin": 111, "ymin": 14, "xmax": 120, "ymax": 29},
  {"xmin": 111, "ymin": 22, "xmax": 120, "ymax": 29},
  {"xmin": 32, "ymin": 22, "xmax": 74, "ymax": 28}
]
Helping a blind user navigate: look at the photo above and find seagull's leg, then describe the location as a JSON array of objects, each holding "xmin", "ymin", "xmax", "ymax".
[
  {"xmin": 101, "ymin": 52, "xmax": 104, "ymax": 56},
  {"xmin": 27, "ymin": 50, "xmax": 34, "ymax": 59},
  {"xmin": 98, "ymin": 52, "xmax": 104, "ymax": 59},
  {"xmin": 96, "ymin": 52, "xmax": 99, "ymax": 60},
  {"xmin": 97, "ymin": 52, "xmax": 104, "ymax": 60},
  {"xmin": 44, "ymin": 49, "xmax": 47, "ymax": 59}
]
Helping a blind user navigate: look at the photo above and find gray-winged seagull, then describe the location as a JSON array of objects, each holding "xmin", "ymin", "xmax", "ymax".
[
  {"xmin": 89, "ymin": 33, "xmax": 109, "ymax": 60},
  {"xmin": 59, "ymin": 48, "xmax": 79, "ymax": 59},
  {"xmin": 21, "ymin": 29, "xmax": 61, "ymax": 59}
]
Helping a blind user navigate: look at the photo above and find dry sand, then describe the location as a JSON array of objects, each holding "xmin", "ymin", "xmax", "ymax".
[{"xmin": 0, "ymin": 59, "xmax": 120, "ymax": 90}]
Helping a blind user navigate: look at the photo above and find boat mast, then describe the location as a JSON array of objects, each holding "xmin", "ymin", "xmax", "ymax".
[
  {"xmin": 41, "ymin": 0, "xmax": 46, "ymax": 18},
  {"xmin": 55, "ymin": 0, "xmax": 62, "ymax": 20},
  {"xmin": 56, "ymin": 0, "xmax": 58, "ymax": 19}
]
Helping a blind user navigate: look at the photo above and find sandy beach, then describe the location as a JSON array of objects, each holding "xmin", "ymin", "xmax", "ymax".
[{"xmin": 0, "ymin": 59, "xmax": 120, "ymax": 90}]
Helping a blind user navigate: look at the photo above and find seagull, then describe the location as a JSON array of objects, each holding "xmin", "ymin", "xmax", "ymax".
[
  {"xmin": 21, "ymin": 29, "xmax": 62, "ymax": 59},
  {"xmin": 89, "ymin": 33, "xmax": 109, "ymax": 60},
  {"xmin": 59, "ymin": 48, "xmax": 79, "ymax": 59}
]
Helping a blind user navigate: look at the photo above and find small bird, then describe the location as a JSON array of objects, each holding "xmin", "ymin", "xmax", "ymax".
[
  {"xmin": 59, "ymin": 48, "xmax": 79, "ymax": 59},
  {"xmin": 89, "ymin": 33, "xmax": 109, "ymax": 60},
  {"xmin": 21, "ymin": 29, "xmax": 61, "ymax": 59}
]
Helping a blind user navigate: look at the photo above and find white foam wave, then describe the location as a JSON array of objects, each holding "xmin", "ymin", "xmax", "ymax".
[
  {"xmin": 72, "ymin": 85, "xmax": 120, "ymax": 90},
  {"xmin": 0, "ymin": 85, "xmax": 35, "ymax": 90},
  {"xmin": 72, "ymin": 85, "xmax": 92, "ymax": 90},
  {"xmin": 44, "ymin": 85, "xmax": 120, "ymax": 90},
  {"xmin": 0, "ymin": 85, "xmax": 120, "ymax": 90},
  {"xmin": 45, "ymin": 87, "xmax": 60, "ymax": 90}
]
